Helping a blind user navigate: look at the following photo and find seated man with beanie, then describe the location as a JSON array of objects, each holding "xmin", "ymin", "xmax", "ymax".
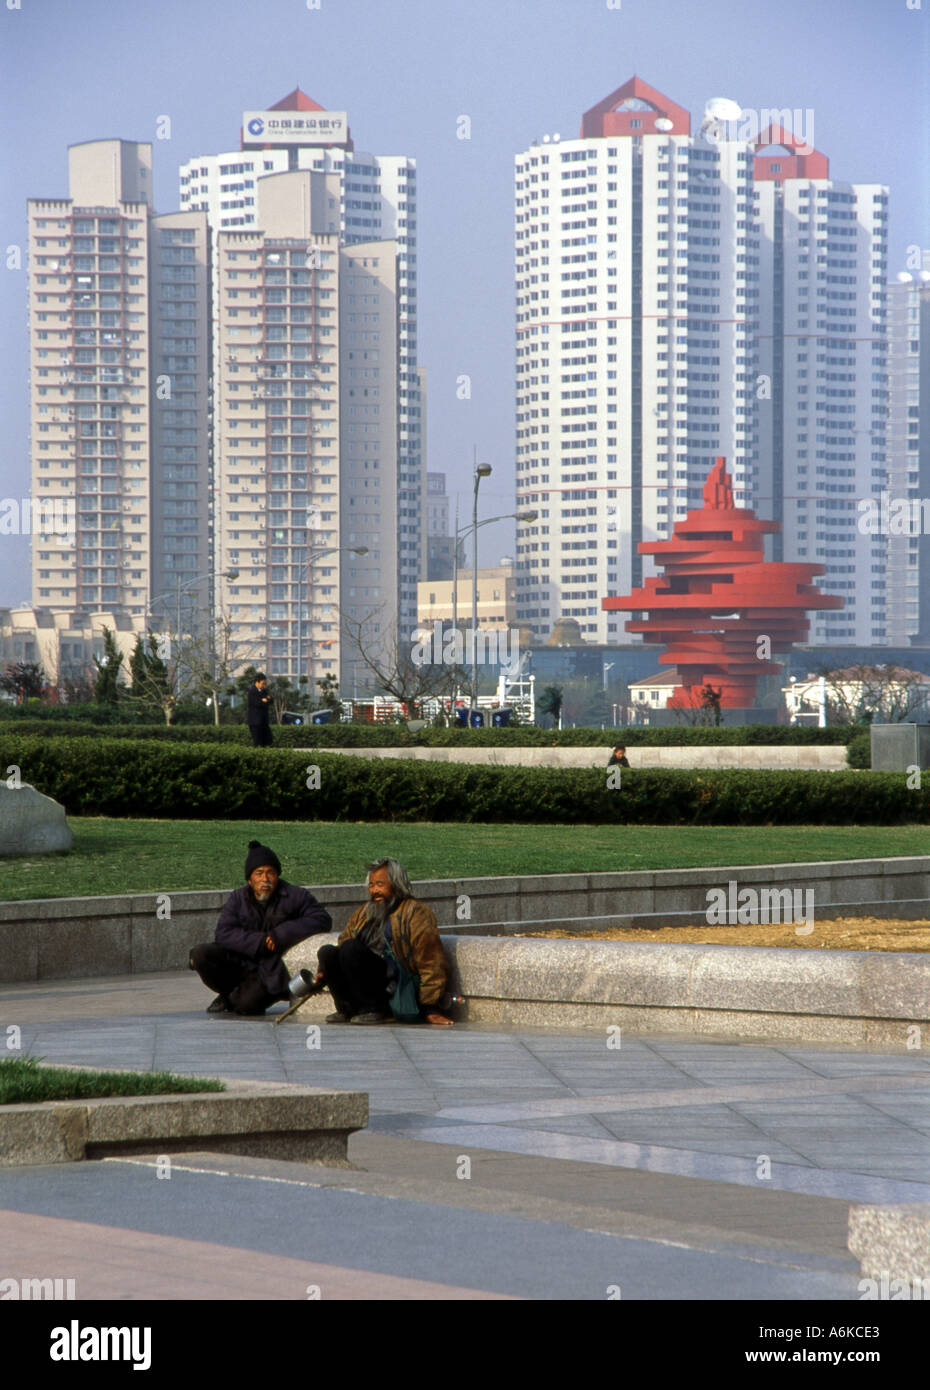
[
  {"xmin": 314, "ymin": 858, "xmax": 453, "ymax": 1026},
  {"xmin": 189, "ymin": 840, "xmax": 332, "ymax": 1016}
]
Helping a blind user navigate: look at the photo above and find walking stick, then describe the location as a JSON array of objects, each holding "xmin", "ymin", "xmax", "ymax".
[{"xmin": 274, "ymin": 975, "xmax": 329, "ymax": 1025}]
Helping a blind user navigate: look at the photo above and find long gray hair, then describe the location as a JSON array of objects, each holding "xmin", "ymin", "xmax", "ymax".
[
  {"xmin": 361, "ymin": 858, "xmax": 414, "ymax": 939},
  {"xmin": 367, "ymin": 858, "xmax": 413, "ymax": 902}
]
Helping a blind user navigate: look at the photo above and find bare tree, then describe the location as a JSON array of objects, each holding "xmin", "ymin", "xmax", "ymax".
[
  {"xmin": 816, "ymin": 664, "xmax": 930, "ymax": 725},
  {"xmin": 672, "ymin": 683, "xmax": 721, "ymax": 726},
  {"xmin": 341, "ymin": 607, "xmax": 469, "ymax": 719},
  {"xmin": 183, "ymin": 611, "xmax": 264, "ymax": 726}
]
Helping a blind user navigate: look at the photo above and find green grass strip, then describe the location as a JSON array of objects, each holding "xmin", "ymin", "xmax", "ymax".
[
  {"xmin": 0, "ymin": 818, "xmax": 928, "ymax": 901},
  {"xmin": 0, "ymin": 1056, "xmax": 225, "ymax": 1105}
]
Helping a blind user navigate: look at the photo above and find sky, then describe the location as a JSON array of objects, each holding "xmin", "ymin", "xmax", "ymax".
[{"xmin": 0, "ymin": 0, "xmax": 927, "ymax": 607}]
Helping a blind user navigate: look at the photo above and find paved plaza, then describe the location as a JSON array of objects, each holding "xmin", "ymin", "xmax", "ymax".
[{"xmin": 1, "ymin": 969, "xmax": 929, "ymax": 1300}]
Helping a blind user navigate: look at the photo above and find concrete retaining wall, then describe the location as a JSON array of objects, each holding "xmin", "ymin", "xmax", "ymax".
[
  {"xmin": 442, "ymin": 936, "xmax": 930, "ymax": 1047},
  {"xmin": 302, "ymin": 745, "xmax": 849, "ymax": 770},
  {"xmin": 280, "ymin": 933, "xmax": 929, "ymax": 1048},
  {"xmin": 1, "ymin": 857, "xmax": 927, "ymax": 985}
]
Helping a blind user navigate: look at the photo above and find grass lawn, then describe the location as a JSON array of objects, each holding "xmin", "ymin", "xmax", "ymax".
[
  {"xmin": 0, "ymin": 818, "xmax": 927, "ymax": 900},
  {"xmin": 0, "ymin": 1057, "xmax": 225, "ymax": 1104}
]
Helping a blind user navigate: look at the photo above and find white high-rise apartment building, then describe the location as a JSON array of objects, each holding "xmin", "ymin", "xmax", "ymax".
[
  {"xmin": 755, "ymin": 128, "xmax": 889, "ymax": 645},
  {"xmin": 212, "ymin": 170, "xmax": 399, "ymax": 690},
  {"xmin": 149, "ymin": 213, "xmax": 211, "ymax": 625},
  {"xmin": 886, "ymin": 266, "xmax": 930, "ymax": 643},
  {"xmin": 180, "ymin": 90, "xmax": 423, "ymax": 665},
  {"xmin": 28, "ymin": 140, "xmax": 209, "ymax": 627},
  {"xmin": 515, "ymin": 79, "xmax": 896, "ymax": 652},
  {"xmin": 514, "ymin": 79, "xmax": 759, "ymax": 643}
]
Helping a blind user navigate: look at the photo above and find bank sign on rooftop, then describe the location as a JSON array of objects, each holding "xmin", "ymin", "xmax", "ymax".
[{"xmin": 242, "ymin": 110, "xmax": 349, "ymax": 145}]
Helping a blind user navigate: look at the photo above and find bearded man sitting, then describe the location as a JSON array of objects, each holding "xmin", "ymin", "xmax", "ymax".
[{"xmin": 314, "ymin": 858, "xmax": 453, "ymax": 1026}]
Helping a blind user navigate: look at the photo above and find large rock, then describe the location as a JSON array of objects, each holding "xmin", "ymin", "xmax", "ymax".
[{"xmin": 0, "ymin": 782, "xmax": 73, "ymax": 856}]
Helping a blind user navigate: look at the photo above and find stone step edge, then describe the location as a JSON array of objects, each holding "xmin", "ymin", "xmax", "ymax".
[{"xmin": 0, "ymin": 1069, "xmax": 368, "ymax": 1168}]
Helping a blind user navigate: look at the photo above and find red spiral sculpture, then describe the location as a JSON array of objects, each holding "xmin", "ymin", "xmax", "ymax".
[{"xmin": 602, "ymin": 458, "xmax": 844, "ymax": 708}]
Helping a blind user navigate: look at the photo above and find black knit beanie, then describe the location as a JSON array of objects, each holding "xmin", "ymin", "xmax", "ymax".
[{"xmin": 245, "ymin": 840, "xmax": 281, "ymax": 880}]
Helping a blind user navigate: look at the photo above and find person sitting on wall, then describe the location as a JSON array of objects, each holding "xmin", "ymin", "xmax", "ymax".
[
  {"xmin": 189, "ymin": 840, "xmax": 332, "ymax": 1016},
  {"xmin": 606, "ymin": 744, "xmax": 630, "ymax": 768},
  {"xmin": 314, "ymin": 859, "xmax": 453, "ymax": 1027}
]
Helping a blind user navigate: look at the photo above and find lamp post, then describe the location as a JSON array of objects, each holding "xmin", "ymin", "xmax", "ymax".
[
  {"xmin": 297, "ymin": 545, "xmax": 368, "ymax": 696},
  {"xmin": 145, "ymin": 568, "xmax": 239, "ymax": 714},
  {"xmin": 147, "ymin": 568, "xmax": 239, "ymax": 659},
  {"xmin": 449, "ymin": 503, "xmax": 538, "ymax": 715},
  {"xmin": 450, "ymin": 509, "xmax": 538, "ymax": 632},
  {"xmin": 470, "ymin": 464, "xmax": 492, "ymax": 713}
]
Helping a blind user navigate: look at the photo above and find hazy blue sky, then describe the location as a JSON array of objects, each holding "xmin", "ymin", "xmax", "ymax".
[{"xmin": 1, "ymin": 0, "xmax": 926, "ymax": 606}]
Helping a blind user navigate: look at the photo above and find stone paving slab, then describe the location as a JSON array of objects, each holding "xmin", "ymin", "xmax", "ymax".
[
  {"xmin": 0, "ymin": 1154, "xmax": 860, "ymax": 1301},
  {"xmin": 1, "ymin": 969, "xmax": 928, "ymax": 1296},
  {"xmin": 0, "ymin": 1208, "xmax": 518, "ymax": 1301}
]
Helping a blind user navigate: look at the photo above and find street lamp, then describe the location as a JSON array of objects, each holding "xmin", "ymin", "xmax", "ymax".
[
  {"xmin": 450, "ymin": 509, "xmax": 537, "ymax": 641},
  {"xmin": 296, "ymin": 545, "xmax": 368, "ymax": 694},
  {"xmin": 469, "ymin": 464, "xmax": 492, "ymax": 713},
  {"xmin": 147, "ymin": 568, "xmax": 239, "ymax": 655},
  {"xmin": 144, "ymin": 569, "xmax": 238, "ymax": 710},
  {"xmin": 447, "ymin": 504, "xmax": 537, "ymax": 718}
]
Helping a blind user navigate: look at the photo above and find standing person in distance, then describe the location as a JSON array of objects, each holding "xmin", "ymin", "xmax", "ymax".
[
  {"xmin": 247, "ymin": 672, "xmax": 273, "ymax": 747},
  {"xmin": 607, "ymin": 744, "xmax": 630, "ymax": 768}
]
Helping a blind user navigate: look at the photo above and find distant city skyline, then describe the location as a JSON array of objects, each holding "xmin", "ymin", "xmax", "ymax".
[{"xmin": 1, "ymin": 0, "xmax": 926, "ymax": 609}]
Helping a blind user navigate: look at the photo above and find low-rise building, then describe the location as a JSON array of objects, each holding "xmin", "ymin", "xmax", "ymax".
[
  {"xmin": 0, "ymin": 607, "xmax": 144, "ymax": 694},
  {"xmin": 784, "ymin": 665, "xmax": 930, "ymax": 724},
  {"xmin": 417, "ymin": 561, "xmax": 515, "ymax": 632}
]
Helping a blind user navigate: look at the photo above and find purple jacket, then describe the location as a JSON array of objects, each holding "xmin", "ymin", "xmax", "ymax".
[{"xmin": 215, "ymin": 880, "xmax": 332, "ymax": 995}]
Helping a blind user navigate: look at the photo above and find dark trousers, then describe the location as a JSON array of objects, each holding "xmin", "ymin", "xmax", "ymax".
[
  {"xmin": 189, "ymin": 943, "xmax": 284, "ymax": 1015},
  {"xmin": 249, "ymin": 724, "xmax": 272, "ymax": 747},
  {"xmin": 317, "ymin": 939, "xmax": 391, "ymax": 1019}
]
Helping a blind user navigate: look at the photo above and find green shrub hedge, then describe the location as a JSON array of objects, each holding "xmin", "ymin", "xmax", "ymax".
[
  {"xmin": 0, "ymin": 735, "xmax": 921, "ymax": 824},
  {"xmin": 846, "ymin": 731, "xmax": 872, "ymax": 769},
  {"xmin": 0, "ymin": 702, "xmax": 226, "ymax": 726},
  {"xmin": 0, "ymin": 716, "xmax": 860, "ymax": 748}
]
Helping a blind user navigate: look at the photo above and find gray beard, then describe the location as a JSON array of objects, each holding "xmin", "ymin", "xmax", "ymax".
[
  {"xmin": 363, "ymin": 897, "xmax": 397, "ymax": 927},
  {"xmin": 253, "ymin": 888, "xmax": 274, "ymax": 904},
  {"xmin": 361, "ymin": 896, "xmax": 398, "ymax": 953}
]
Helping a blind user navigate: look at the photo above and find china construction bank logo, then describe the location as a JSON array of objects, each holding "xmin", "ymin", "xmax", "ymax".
[{"xmin": 247, "ymin": 118, "xmax": 265, "ymax": 136}]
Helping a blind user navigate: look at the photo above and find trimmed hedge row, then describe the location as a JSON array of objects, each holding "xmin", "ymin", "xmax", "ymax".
[
  {"xmin": 0, "ymin": 736, "xmax": 918, "ymax": 824},
  {"xmin": 0, "ymin": 703, "xmax": 218, "ymax": 725},
  {"xmin": 846, "ymin": 731, "xmax": 872, "ymax": 769},
  {"xmin": 0, "ymin": 717, "xmax": 860, "ymax": 748}
]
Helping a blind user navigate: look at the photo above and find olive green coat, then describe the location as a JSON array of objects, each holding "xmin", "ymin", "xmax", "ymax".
[{"xmin": 339, "ymin": 898, "xmax": 448, "ymax": 1007}]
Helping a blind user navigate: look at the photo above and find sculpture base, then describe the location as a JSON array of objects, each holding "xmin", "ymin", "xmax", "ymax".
[{"xmin": 631, "ymin": 707, "xmax": 781, "ymax": 728}]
